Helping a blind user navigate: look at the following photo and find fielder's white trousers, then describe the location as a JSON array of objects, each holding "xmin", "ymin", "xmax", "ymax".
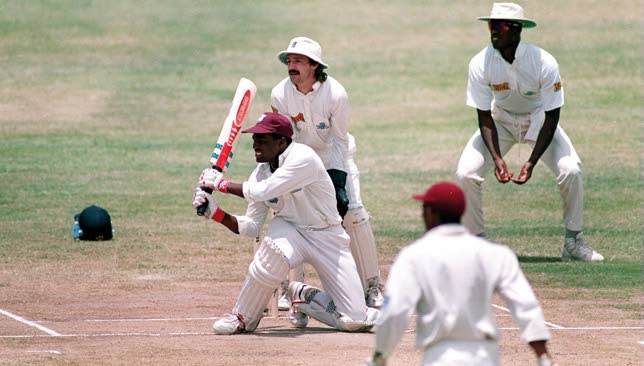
[
  {"xmin": 456, "ymin": 123, "xmax": 583, "ymax": 236},
  {"xmin": 266, "ymin": 217, "xmax": 367, "ymax": 320},
  {"xmin": 423, "ymin": 340, "xmax": 499, "ymax": 366}
]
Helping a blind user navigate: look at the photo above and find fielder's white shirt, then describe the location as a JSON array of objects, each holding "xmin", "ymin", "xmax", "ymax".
[
  {"xmin": 234, "ymin": 142, "xmax": 341, "ymax": 237},
  {"xmin": 467, "ymin": 42, "xmax": 564, "ymax": 141},
  {"xmin": 271, "ymin": 76, "xmax": 351, "ymax": 172},
  {"xmin": 375, "ymin": 224, "xmax": 550, "ymax": 358}
]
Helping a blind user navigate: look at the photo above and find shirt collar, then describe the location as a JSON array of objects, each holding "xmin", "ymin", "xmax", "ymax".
[
  {"xmin": 492, "ymin": 40, "xmax": 527, "ymax": 62},
  {"xmin": 288, "ymin": 79, "xmax": 321, "ymax": 96},
  {"xmin": 424, "ymin": 223, "xmax": 469, "ymax": 237},
  {"xmin": 514, "ymin": 41, "xmax": 527, "ymax": 60},
  {"xmin": 277, "ymin": 142, "xmax": 295, "ymax": 167}
]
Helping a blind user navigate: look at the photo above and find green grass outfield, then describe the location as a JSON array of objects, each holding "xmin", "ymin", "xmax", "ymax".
[{"xmin": 0, "ymin": 1, "xmax": 641, "ymax": 294}]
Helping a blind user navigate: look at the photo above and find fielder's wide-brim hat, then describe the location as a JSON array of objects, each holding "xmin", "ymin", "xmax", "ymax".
[
  {"xmin": 242, "ymin": 112, "xmax": 294, "ymax": 139},
  {"xmin": 477, "ymin": 2, "xmax": 537, "ymax": 28},
  {"xmin": 76, "ymin": 205, "xmax": 113, "ymax": 241},
  {"xmin": 413, "ymin": 182, "xmax": 466, "ymax": 218},
  {"xmin": 277, "ymin": 36, "xmax": 328, "ymax": 68}
]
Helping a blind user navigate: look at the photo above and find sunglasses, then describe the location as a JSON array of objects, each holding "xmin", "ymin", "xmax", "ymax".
[{"xmin": 488, "ymin": 20, "xmax": 522, "ymax": 32}]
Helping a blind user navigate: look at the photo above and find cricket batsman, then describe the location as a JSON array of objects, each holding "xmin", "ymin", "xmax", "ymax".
[{"xmin": 193, "ymin": 112, "xmax": 378, "ymax": 334}]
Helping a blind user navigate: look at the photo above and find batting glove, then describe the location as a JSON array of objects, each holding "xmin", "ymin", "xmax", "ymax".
[
  {"xmin": 199, "ymin": 168, "xmax": 230, "ymax": 192},
  {"xmin": 192, "ymin": 187, "xmax": 225, "ymax": 222}
]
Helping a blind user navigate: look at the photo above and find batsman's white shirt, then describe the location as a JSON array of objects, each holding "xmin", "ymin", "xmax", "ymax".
[
  {"xmin": 375, "ymin": 224, "xmax": 550, "ymax": 364},
  {"xmin": 271, "ymin": 76, "xmax": 351, "ymax": 173},
  {"xmin": 235, "ymin": 142, "xmax": 341, "ymax": 235},
  {"xmin": 467, "ymin": 41, "xmax": 564, "ymax": 141}
]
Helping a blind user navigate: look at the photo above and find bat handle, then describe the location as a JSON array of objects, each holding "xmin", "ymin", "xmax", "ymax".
[{"xmin": 196, "ymin": 165, "xmax": 223, "ymax": 216}]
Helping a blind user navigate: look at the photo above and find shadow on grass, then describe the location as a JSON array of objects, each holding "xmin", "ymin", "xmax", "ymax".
[{"xmin": 517, "ymin": 256, "xmax": 562, "ymax": 263}]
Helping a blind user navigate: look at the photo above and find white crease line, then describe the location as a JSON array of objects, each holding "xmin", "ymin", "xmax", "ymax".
[
  {"xmin": 492, "ymin": 304, "xmax": 565, "ymax": 329},
  {"xmin": 554, "ymin": 327, "xmax": 644, "ymax": 330},
  {"xmin": 0, "ymin": 331, "xmax": 212, "ymax": 339},
  {"xmin": 81, "ymin": 317, "xmax": 218, "ymax": 323},
  {"xmin": 37, "ymin": 315, "xmax": 288, "ymax": 323},
  {"xmin": 0, "ymin": 309, "xmax": 61, "ymax": 336},
  {"xmin": 1, "ymin": 326, "xmax": 642, "ymax": 339},
  {"xmin": 25, "ymin": 350, "xmax": 62, "ymax": 355}
]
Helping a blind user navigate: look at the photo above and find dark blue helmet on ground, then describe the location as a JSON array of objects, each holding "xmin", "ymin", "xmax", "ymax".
[{"xmin": 74, "ymin": 205, "xmax": 113, "ymax": 241}]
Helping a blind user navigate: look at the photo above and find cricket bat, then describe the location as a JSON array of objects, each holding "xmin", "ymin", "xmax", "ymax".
[{"xmin": 197, "ymin": 77, "xmax": 257, "ymax": 216}]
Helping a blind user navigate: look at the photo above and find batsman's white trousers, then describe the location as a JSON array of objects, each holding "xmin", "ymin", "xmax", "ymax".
[
  {"xmin": 422, "ymin": 340, "xmax": 499, "ymax": 366},
  {"xmin": 456, "ymin": 123, "xmax": 583, "ymax": 236},
  {"xmin": 267, "ymin": 217, "xmax": 367, "ymax": 320}
]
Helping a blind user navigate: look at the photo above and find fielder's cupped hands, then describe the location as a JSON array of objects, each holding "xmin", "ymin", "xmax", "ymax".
[
  {"xmin": 192, "ymin": 187, "xmax": 220, "ymax": 219},
  {"xmin": 511, "ymin": 161, "xmax": 534, "ymax": 185},
  {"xmin": 494, "ymin": 157, "xmax": 513, "ymax": 183},
  {"xmin": 199, "ymin": 168, "xmax": 230, "ymax": 192}
]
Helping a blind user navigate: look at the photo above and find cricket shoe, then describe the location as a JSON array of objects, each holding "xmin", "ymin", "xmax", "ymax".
[
  {"xmin": 213, "ymin": 313, "xmax": 247, "ymax": 335},
  {"xmin": 562, "ymin": 233, "xmax": 604, "ymax": 262},
  {"xmin": 365, "ymin": 277, "xmax": 384, "ymax": 308},
  {"xmin": 277, "ymin": 281, "xmax": 291, "ymax": 311}
]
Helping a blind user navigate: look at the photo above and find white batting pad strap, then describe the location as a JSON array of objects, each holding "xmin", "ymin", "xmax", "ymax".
[
  {"xmin": 343, "ymin": 207, "xmax": 381, "ymax": 288},
  {"xmin": 233, "ymin": 238, "xmax": 290, "ymax": 331},
  {"xmin": 289, "ymin": 281, "xmax": 374, "ymax": 332}
]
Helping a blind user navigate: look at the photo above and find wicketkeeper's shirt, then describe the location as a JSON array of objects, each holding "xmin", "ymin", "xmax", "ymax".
[
  {"xmin": 374, "ymin": 224, "xmax": 550, "ymax": 358},
  {"xmin": 271, "ymin": 76, "xmax": 351, "ymax": 173},
  {"xmin": 234, "ymin": 142, "xmax": 342, "ymax": 237}
]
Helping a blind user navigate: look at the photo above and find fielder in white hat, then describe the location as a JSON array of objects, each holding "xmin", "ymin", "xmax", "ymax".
[
  {"xmin": 271, "ymin": 36, "xmax": 386, "ymax": 313},
  {"xmin": 455, "ymin": 3, "xmax": 604, "ymax": 262},
  {"xmin": 477, "ymin": 2, "xmax": 536, "ymax": 28}
]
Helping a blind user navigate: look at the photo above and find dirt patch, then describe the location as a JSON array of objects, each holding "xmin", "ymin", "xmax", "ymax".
[{"xmin": 0, "ymin": 260, "xmax": 641, "ymax": 365}]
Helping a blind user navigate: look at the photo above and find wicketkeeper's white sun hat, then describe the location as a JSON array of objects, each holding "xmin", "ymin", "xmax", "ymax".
[
  {"xmin": 277, "ymin": 37, "xmax": 328, "ymax": 68},
  {"xmin": 477, "ymin": 2, "xmax": 537, "ymax": 28}
]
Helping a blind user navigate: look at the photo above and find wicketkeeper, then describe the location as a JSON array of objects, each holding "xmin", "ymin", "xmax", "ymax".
[
  {"xmin": 193, "ymin": 112, "xmax": 378, "ymax": 334},
  {"xmin": 271, "ymin": 36, "xmax": 384, "ymax": 308}
]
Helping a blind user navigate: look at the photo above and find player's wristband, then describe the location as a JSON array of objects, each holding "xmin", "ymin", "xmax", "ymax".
[
  {"xmin": 217, "ymin": 179, "xmax": 231, "ymax": 193},
  {"xmin": 211, "ymin": 208, "xmax": 226, "ymax": 223}
]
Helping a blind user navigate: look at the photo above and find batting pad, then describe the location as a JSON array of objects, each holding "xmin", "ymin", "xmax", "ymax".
[
  {"xmin": 232, "ymin": 238, "xmax": 290, "ymax": 331},
  {"xmin": 343, "ymin": 207, "xmax": 381, "ymax": 290},
  {"xmin": 289, "ymin": 281, "xmax": 374, "ymax": 332}
]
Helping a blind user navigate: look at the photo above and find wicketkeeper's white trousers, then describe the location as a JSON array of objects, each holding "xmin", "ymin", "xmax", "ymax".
[{"xmin": 456, "ymin": 122, "xmax": 583, "ymax": 236}]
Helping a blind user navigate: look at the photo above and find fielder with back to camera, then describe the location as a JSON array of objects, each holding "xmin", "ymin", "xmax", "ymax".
[
  {"xmin": 270, "ymin": 36, "xmax": 384, "ymax": 309},
  {"xmin": 455, "ymin": 2, "xmax": 603, "ymax": 262},
  {"xmin": 193, "ymin": 112, "xmax": 378, "ymax": 334},
  {"xmin": 367, "ymin": 181, "xmax": 556, "ymax": 366}
]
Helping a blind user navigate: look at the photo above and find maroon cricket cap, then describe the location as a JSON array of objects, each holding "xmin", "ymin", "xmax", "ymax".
[
  {"xmin": 412, "ymin": 181, "xmax": 466, "ymax": 218},
  {"xmin": 242, "ymin": 112, "xmax": 293, "ymax": 138}
]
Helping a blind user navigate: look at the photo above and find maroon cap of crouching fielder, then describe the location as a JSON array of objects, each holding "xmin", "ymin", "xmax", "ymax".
[
  {"xmin": 412, "ymin": 181, "xmax": 466, "ymax": 219},
  {"xmin": 242, "ymin": 112, "xmax": 293, "ymax": 139}
]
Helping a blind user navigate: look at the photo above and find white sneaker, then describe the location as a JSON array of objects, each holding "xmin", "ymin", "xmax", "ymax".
[
  {"xmin": 365, "ymin": 277, "xmax": 384, "ymax": 308},
  {"xmin": 277, "ymin": 292, "xmax": 291, "ymax": 311},
  {"xmin": 288, "ymin": 307, "xmax": 309, "ymax": 328},
  {"xmin": 213, "ymin": 313, "xmax": 246, "ymax": 335},
  {"xmin": 562, "ymin": 233, "xmax": 604, "ymax": 262}
]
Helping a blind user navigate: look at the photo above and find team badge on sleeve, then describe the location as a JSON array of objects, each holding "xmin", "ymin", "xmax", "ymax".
[{"xmin": 553, "ymin": 82, "xmax": 562, "ymax": 92}]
